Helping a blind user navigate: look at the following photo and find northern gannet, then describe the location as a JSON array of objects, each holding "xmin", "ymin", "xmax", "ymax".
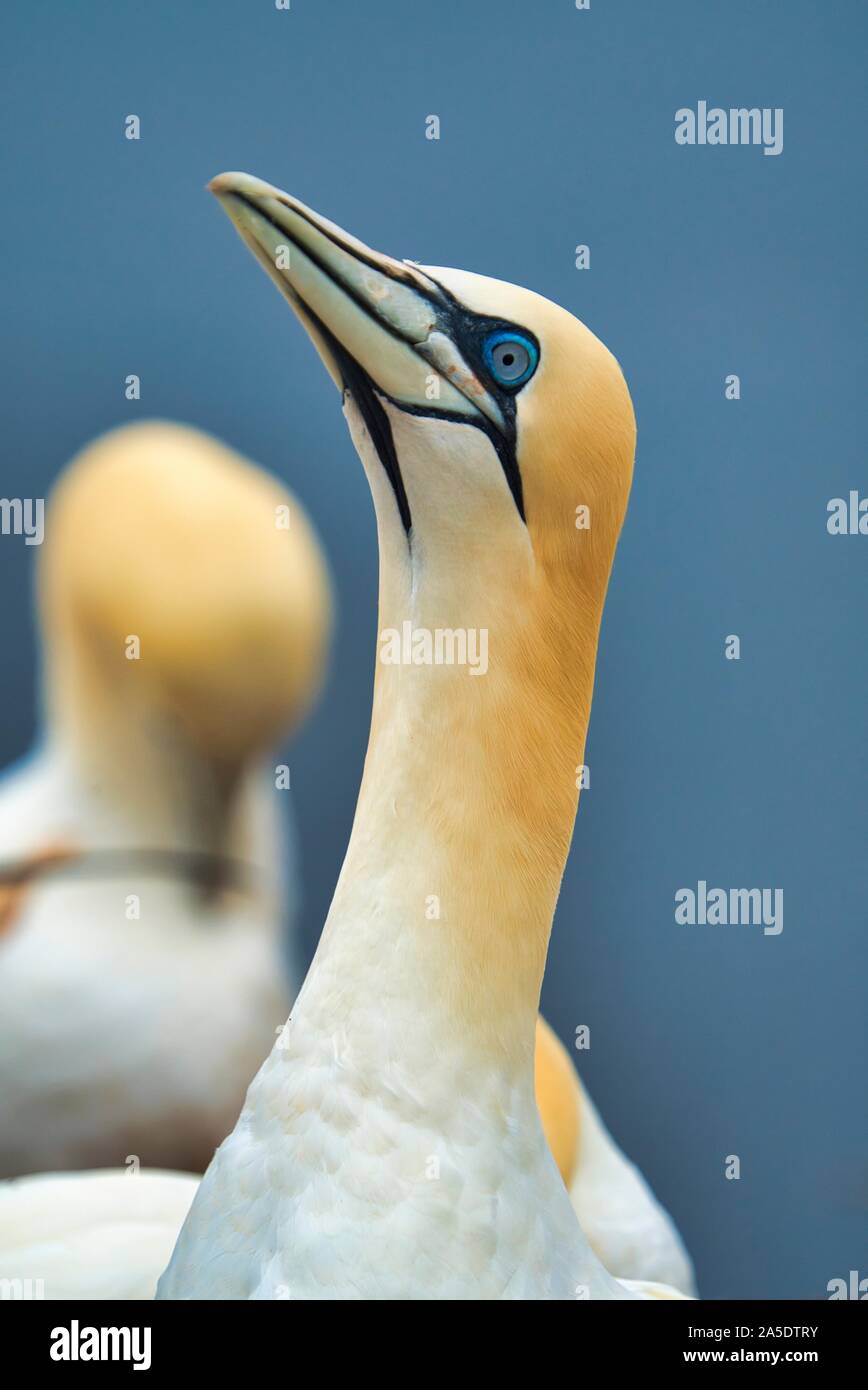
[
  {"xmin": 151, "ymin": 172, "xmax": 689, "ymax": 1300},
  {"xmin": 0, "ymin": 421, "xmax": 331, "ymax": 1177}
]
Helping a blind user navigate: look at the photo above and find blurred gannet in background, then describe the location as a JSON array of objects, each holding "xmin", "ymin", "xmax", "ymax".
[
  {"xmin": 0, "ymin": 421, "xmax": 331, "ymax": 1178},
  {"xmin": 0, "ymin": 178, "xmax": 691, "ymax": 1301}
]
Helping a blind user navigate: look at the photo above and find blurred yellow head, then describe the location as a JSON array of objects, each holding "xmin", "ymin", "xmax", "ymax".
[{"xmin": 39, "ymin": 420, "xmax": 332, "ymax": 769}]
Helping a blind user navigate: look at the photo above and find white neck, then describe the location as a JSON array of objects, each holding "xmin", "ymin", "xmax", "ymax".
[
  {"xmin": 297, "ymin": 396, "xmax": 611, "ymax": 1056},
  {"xmin": 160, "ymin": 401, "xmax": 630, "ymax": 1299},
  {"xmin": 267, "ymin": 420, "xmax": 621, "ymax": 1295}
]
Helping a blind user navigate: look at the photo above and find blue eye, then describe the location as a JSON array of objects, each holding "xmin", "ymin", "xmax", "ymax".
[{"xmin": 482, "ymin": 331, "xmax": 539, "ymax": 389}]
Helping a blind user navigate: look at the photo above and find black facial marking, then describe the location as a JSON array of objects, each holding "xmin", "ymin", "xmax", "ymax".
[
  {"xmin": 230, "ymin": 193, "xmax": 535, "ymax": 529},
  {"xmin": 405, "ymin": 274, "xmax": 535, "ymax": 523},
  {"xmin": 330, "ymin": 337, "xmax": 413, "ymax": 535},
  {"xmin": 286, "ymin": 297, "xmax": 414, "ymax": 536}
]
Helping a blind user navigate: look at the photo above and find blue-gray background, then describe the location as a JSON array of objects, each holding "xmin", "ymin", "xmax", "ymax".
[{"xmin": 1, "ymin": 1, "xmax": 865, "ymax": 1299}]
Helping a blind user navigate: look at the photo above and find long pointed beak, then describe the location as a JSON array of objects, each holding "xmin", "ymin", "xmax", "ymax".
[{"xmin": 208, "ymin": 172, "xmax": 504, "ymax": 432}]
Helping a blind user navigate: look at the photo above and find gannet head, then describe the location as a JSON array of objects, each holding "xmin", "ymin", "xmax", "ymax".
[
  {"xmin": 209, "ymin": 173, "xmax": 635, "ymax": 634},
  {"xmin": 40, "ymin": 420, "xmax": 332, "ymax": 767}
]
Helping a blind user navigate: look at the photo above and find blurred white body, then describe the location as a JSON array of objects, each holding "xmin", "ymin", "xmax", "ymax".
[{"xmin": 0, "ymin": 746, "xmax": 293, "ymax": 1178}]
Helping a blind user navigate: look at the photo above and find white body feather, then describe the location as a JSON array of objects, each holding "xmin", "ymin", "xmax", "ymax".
[
  {"xmin": 157, "ymin": 977, "xmax": 629, "ymax": 1301},
  {"xmin": 0, "ymin": 1164, "xmax": 685, "ymax": 1301}
]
